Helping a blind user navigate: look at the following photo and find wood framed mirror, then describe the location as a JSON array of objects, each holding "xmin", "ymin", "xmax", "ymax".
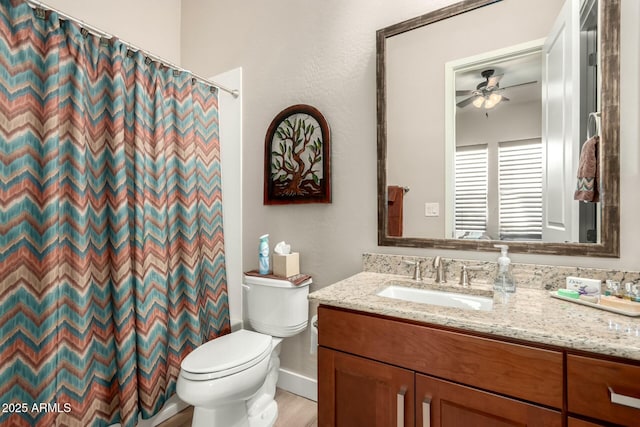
[{"xmin": 377, "ymin": 0, "xmax": 619, "ymax": 257}]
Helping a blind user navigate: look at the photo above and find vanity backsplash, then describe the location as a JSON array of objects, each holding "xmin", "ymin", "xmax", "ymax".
[{"xmin": 363, "ymin": 253, "xmax": 640, "ymax": 291}]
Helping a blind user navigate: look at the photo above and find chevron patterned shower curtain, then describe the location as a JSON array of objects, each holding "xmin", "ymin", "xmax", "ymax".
[{"xmin": 0, "ymin": 1, "xmax": 231, "ymax": 426}]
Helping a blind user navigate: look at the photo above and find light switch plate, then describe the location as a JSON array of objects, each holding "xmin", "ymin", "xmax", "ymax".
[{"xmin": 424, "ymin": 202, "xmax": 440, "ymax": 217}]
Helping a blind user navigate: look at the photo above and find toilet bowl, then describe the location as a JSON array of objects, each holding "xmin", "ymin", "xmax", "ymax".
[{"xmin": 177, "ymin": 275, "xmax": 311, "ymax": 427}]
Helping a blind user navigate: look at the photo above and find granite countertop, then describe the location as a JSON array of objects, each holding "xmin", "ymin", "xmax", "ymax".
[{"xmin": 309, "ymin": 271, "xmax": 640, "ymax": 361}]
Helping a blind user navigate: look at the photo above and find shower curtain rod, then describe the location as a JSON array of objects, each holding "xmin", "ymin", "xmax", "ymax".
[{"xmin": 25, "ymin": 0, "xmax": 240, "ymax": 98}]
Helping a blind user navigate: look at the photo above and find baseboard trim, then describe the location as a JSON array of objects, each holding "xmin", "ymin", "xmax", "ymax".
[{"xmin": 277, "ymin": 368, "xmax": 318, "ymax": 402}]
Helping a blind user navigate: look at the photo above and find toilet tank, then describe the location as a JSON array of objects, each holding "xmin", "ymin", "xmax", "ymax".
[{"xmin": 243, "ymin": 275, "xmax": 311, "ymax": 337}]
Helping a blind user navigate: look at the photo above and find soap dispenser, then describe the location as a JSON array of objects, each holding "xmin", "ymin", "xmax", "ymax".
[
  {"xmin": 493, "ymin": 244, "xmax": 516, "ymax": 293},
  {"xmin": 258, "ymin": 234, "xmax": 270, "ymax": 275}
]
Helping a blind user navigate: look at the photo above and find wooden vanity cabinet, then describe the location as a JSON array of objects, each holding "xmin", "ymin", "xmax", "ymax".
[
  {"xmin": 567, "ymin": 354, "xmax": 640, "ymax": 426},
  {"xmin": 317, "ymin": 346, "xmax": 561, "ymax": 427},
  {"xmin": 567, "ymin": 418, "xmax": 605, "ymax": 427},
  {"xmin": 318, "ymin": 306, "xmax": 640, "ymax": 426},
  {"xmin": 318, "ymin": 347, "xmax": 414, "ymax": 427},
  {"xmin": 416, "ymin": 374, "xmax": 561, "ymax": 427},
  {"xmin": 318, "ymin": 306, "xmax": 563, "ymax": 427}
]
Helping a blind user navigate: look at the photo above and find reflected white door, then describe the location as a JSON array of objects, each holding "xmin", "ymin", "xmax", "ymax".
[{"xmin": 541, "ymin": 0, "xmax": 579, "ymax": 243}]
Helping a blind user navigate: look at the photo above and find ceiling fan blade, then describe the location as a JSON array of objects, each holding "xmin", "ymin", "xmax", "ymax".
[
  {"xmin": 456, "ymin": 96, "xmax": 476, "ymax": 108},
  {"xmin": 456, "ymin": 90, "xmax": 474, "ymax": 96},
  {"xmin": 501, "ymin": 96, "xmax": 510, "ymax": 102},
  {"xmin": 486, "ymin": 74, "xmax": 503, "ymax": 90},
  {"xmin": 500, "ymin": 80, "xmax": 537, "ymax": 90}
]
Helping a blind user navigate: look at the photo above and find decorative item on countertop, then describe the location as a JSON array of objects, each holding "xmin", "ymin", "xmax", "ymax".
[
  {"xmin": 566, "ymin": 276, "xmax": 602, "ymax": 296},
  {"xmin": 264, "ymin": 104, "xmax": 331, "ymax": 205},
  {"xmin": 258, "ymin": 234, "xmax": 270, "ymax": 274},
  {"xmin": 557, "ymin": 288, "xmax": 580, "ymax": 299},
  {"xmin": 622, "ymin": 282, "xmax": 635, "ymax": 301},
  {"xmin": 493, "ymin": 244, "xmax": 515, "ymax": 293},
  {"xmin": 621, "ymin": 282, "xmax": 640, "ymax": 302},
  {"xmin": 550, "ymin": 291, "xmax": 640, "ymax": 316},
  {"xmin": 272, "ymin": 241, "xmax": 300, "ymax": 278},
  {"xmin": 599, "ymin": 296, "xmax": 640, "ymax": 313},
  {"xmin": 551, "ymin": 278, "xmax": 640, "ymax": 317},
  {"xmin": 244, "ymin": 270, "xmax": 312, "ymax": 287},
  {"xmin": 578, "ymin": 294, "xmax": 598, "ymax": 303},
  {"xmin": 631, "ymin": 283, "xmax": 640, "ymax": 302},
  {"xmin": 604, "ymin": 279, "xmax": 621, "ymax": 297}
]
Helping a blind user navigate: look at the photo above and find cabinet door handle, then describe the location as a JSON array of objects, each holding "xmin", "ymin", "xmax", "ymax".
[
  {"xmin": 609, "ymin": 386, "xmax": 640, "ymax": 409},
  {"xmin": 396, "ymin": 387, "xmax": 406, "ymax": 427},
  {"xmin": 422, "ymin": 397, "xmax": 432, "ymax": 427}
]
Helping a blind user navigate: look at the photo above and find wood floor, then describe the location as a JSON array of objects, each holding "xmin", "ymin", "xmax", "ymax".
[{"xmin": 157, "ymin": 388, "xmax": 317, "ymax": 427}]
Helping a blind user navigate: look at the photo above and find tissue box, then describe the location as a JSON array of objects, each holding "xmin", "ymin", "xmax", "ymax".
[{"xmin": 273, "ymin": 252, "xmax": 300, "ymax": 278}]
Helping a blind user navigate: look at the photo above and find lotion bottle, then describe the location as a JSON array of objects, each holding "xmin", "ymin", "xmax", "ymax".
[
  {"xmin": 493, "ymin": 244, "xmax": 516, "ymax": 293},
  {"xmin": 258, "ymin": 234, "xmax": 270, "ymax": 275}
]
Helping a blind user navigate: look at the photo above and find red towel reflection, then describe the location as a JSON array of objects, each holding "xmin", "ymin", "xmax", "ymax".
[{"xmin": 387, "ymin": 185, "xmax": 404, "ymax": 237}]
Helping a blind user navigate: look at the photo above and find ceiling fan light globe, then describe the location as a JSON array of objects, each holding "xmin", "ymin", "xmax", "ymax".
[
  {"xmin": 472, "ymin": 97, "xmax": 484, "ymax": 108},
  {"xmin": 489, "ymin": 93, "xmax": 502, "ymax": 104},
  {"xmin": 484, "ymin": 98, "xmax": 496, "ymax": 109}
]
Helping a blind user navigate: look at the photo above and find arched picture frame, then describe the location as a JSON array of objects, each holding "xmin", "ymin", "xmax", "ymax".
[{"xmin": 264, "ymin": 104, "xmax": 331, "ymax": 204}]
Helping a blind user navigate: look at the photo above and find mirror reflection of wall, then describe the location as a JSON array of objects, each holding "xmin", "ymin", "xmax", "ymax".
[
  {"xmin": 384, "ymin": 0, "xmax": 605, "ymax": 244},
  {"xmin": 453, "ymin": 50, "xmax": 543, "ymax": 242}
]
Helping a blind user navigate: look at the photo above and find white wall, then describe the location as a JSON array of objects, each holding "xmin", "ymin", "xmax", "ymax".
[
  {"xmin": 181, "ymin": 0, "xmax": 640, "ymax": 382},
  {"xmin": 213, "ymin": 68, "xmax": 244, "ymax": 330},
  {"xmin": 42, "ymin": 0, "xmax": 181, "ymax": 63},
  {"xmin": 456, "ymin": 100, "xmax": 542, "ymax": 147}
]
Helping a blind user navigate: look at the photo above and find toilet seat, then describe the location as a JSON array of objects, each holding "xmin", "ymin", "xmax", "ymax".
[{"xmin": 180, "ymin": 330, "xmax": 272, "ymax": 381}]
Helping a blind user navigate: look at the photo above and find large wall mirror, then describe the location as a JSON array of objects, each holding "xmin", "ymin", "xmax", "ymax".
[{"xmin": 377, "ymin": 0, "xmax": 619, "ymax": 257}]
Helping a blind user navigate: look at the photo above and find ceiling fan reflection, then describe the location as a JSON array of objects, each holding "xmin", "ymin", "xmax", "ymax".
[{"xmin": 456, "ymin": 69, "xmax": 536, "ymax": 109}]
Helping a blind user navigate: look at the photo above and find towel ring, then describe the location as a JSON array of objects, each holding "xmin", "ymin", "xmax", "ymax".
[{"xmin": 587, "ymin": 112, "xmax": 601, "ymax": 139}]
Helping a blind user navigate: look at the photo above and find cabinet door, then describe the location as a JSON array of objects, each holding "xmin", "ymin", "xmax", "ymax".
[
  {"xmin": 567, "ymin": 417, "xmax": 605, "ymax": 427},
  {"xmin": 416, "ymin": 374, "xmax": 562, "ymax": 427},
  {"xmin": 318, "ymin": 347, "xmax": 414, "ymax": 427},
  {"xmin": 567, "ymin": 354, "xmax": 640, "ymax": 426}
]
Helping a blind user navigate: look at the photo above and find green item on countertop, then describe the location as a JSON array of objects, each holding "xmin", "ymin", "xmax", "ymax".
[{"xmin": 557, "ymin": 288, "xmax": 580, "ymax": 299}]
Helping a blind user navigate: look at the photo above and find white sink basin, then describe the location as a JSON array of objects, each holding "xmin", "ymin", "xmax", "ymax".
[{"xmin": 377, "ymin": 285, "xmax": 493, "ymax": 311}]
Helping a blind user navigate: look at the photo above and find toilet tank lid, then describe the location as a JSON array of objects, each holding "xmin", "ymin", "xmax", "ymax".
[
  {"xmin": 244, "ymin": 274, "xmax": 312, "ymax": 288},
  {"xmin": 181, "ymin": 330, "xmax": 272, "ymax": 374}
]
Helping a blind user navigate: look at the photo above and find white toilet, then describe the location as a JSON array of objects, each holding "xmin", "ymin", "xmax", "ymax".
[{"xmin": 177, "ymin": 274, "xmax": 311, "ymax": 427}]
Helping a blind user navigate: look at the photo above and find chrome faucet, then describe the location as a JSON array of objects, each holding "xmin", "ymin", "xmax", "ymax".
[
  {"xmin": 459, "ymin": 264, "xmax": 485, "ymax": 287},
  {"xmin": 403, "ymin": 259, "xmax": 423, "ymax": 281},
  {"xmin": 433, "ymin": 256, "xmax": 446, "ymax": 284}
]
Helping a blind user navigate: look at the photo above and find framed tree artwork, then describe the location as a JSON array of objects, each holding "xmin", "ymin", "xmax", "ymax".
[{"xmin": 264, "ymin": 104, "xmax": 331, "ymax": 204}]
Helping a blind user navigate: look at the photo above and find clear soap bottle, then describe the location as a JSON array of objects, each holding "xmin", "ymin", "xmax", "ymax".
[
  {"xmin": 493, "ymin": 244, "xmax": 516, "ymax": 293},
  {"xmin": 258, "ymin": 234, "xmax": 270, "ymax": 275}
]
